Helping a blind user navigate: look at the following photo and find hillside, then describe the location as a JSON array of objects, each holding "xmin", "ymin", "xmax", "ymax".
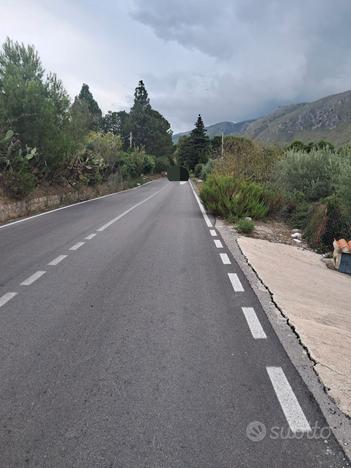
[
  {"xmin": 172, "ymin": 119, "xmax": 255, "ymax": 143},
  {"xmin": 174, "ymin": 90, "xmax": 351, "ymax": 146},
  {"xmin": 245, "ymin": 90, "xmax": 351, "ymax": 146}
]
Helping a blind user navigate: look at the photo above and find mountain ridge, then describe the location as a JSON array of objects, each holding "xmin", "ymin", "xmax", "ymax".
[{"xmin": 173, "ymin": 90, "xmax": 351, "ymax": 146}]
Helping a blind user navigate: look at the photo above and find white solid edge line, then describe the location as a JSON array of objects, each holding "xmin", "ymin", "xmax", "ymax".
[
  {"xmin": 0, "ymin": 292, "xmax": 18, "ymax": 308},
  {"xmin": 21, "ymin": 270, "xmax": 46, "ymax": 286},
  {"xmin": 0, "ymin": 180, "xmax": 156, "ymax": 230},
  {"xmin": 214, "ymin": 239, "xmax": 223, "ymax": 248},
  {"xmin": 188, "ymin": 180, "xmax": 213, "ymax": 227},
  {"xmin": 97, "ymin": 183, "xmax": 169, "ymax": 232},
  {"xmin": 210, "ymin": 229, "xmax": 217, "ymax": 237},
  {"xmin": 85, "ymin": 233, "xmax": 97, "ymax": 240},
  {"xmin": 242, "ymin": 307, "xmax": 267, "ymax": 339},
  {"xmin": 220, "ymin": 253, "xmax": 231, "ymax": 265},
  {"xmin": 228, "ymin": 273, "xmax": 244, "ymax": 292},
  {"xmin": 266, "ymin": 366, "xmax": 311, "ymax": 433},
  {"xmin": 48, "ymin": 255, "xmax": 67, "ymax": 266},
  {"xmin": 69, "ymin": 241, "xmax": 85, "ymax": 251}
]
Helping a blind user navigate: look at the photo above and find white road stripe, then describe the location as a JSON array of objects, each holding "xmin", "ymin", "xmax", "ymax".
[
  {"xmin": 266, "ymin": 366, "xmax": 311, "ymax": 433},
  {"xmin": 0, "ymin": 292, "xmax": 18, "ymax": 308},
  {"xmin": 220, "ymin": 253, "xmax": 231, "ymax": 264},
  {"xmin": 214, "ymin": 239, "xmax": 223, "ymax": 248},
  {"xmin": 85, "ymin": 233, "xmax": 96, "ymax": 240},
  {"xmin": 97, "ymin": 184, "xmax": 168, "ymax": 232},
  {"xmin": 189, "ymin": 180, "xmax": 213, "ymax": 227},
  {"xmin": 179, "ymin": 181, "xmax": 186, "ymax": 185},
  {"xmin": 228, "ymin": 273, "xmax": 244, "ymax": 292},
  {"xmin": 21, "ymin": 271, "xmax": 46, "ymax": 286},
  {"xmin": 48, "ymin": 255, "xmax": 67, "ymax": 266},
  {"xmin": 69, "ymin": 242, "xmax": 85, "ymax": 251},
  {"xmin": 0, "ymin": 180, "xmax": 155, "ymax": 230},
  {"xmin": 210, "ymin": 229, "xmax": 217, "ymax": 236},
  {"xmin": 242, "ymin": 307, "xmax": 267, "ymax": 339}
]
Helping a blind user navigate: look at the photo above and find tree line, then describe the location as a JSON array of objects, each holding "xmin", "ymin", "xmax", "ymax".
[{"xmin": 0, "ymin": 38, "xmax": 174, "ymax": 199}]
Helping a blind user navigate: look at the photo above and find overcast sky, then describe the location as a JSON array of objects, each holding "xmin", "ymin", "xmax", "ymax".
[{"xmin": 1, "ymin": 0, "xmax": 351, "ymax": 132}]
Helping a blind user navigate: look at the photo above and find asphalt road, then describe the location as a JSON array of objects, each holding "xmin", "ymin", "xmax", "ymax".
[{"xmin": 0, "ymin": 178, "xmax": 349, "ymax": 467}]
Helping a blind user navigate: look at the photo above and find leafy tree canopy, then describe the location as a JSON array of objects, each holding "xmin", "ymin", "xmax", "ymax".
[{"xmin": 0, "ymin": 38, "xmax": 72, "ymax": 172}]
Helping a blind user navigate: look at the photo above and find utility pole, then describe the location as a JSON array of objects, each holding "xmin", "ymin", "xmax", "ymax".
[
  {"xmin": 221, "ymin": 132, "xmax": 224, "ymax": 158},
  {"xmin": 129, "ymin": 132, "xmax": 133, "ymax": 149}
]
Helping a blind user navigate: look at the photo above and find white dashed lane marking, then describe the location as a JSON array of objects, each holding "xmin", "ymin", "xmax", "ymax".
[
  {"xmin": 228, "ymin": 273, "xmax": 244, "ymax": 292},
  {"xmin": 267, "ymin": 366, "xmax": 311, "ymax": 433},
  {"xmin": 97, "ymin": 184, "xmax": 168, "ymax": 232},
  {"xmin": 198, "ymin": 185, "xmax": 311, "ymax": 436},
  {"xmin": 242, "ymin": 307, "xmax": 267, "ymax": 339},
  {"xmin": 69, "ymin": 242, "xmax": 85, "ymax": 251},
  {"xmin": 21, "ymin": 271, "xmax": 46, "ymax": 286},
  {"xmin": 48, "ymin": 255, "xmax": 67, "ymax": 266},
  {"xmin": 220, "ymin": 253, "xmax": 231, "ymax": 265},
  {"xmin": 85, "ymin": 233, "xmax": 96, "ymax": 240},
  {"xmin": 0, "ymin": 292, "xmax": 18, "ymax": 308}
]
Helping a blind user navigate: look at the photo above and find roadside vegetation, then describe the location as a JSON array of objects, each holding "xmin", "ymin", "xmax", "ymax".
[
  {"xmin": 178, "ymin": 117, "xmax": 351, "ymax": 251},
  {"xmin": 0, "ymin": 38, "xmax": 174, "ymax": 201}
]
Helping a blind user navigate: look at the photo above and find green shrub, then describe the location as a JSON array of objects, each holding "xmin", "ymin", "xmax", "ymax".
[
  {"xmin": 1, "ymin": 171, "xmax": 36, "ymax": 199},
  {"xmin": 289, "ymin": 200, "xmax": 310, "ymax": 230},
  {"xmin": 116, "ymin": 151, "xmax": 156, "ymax": 179},
  {"xmin": 215, "ymin": 136, "xmax": 282, "ymax": 183},
  {"xmin": 275, "ymin": 149, "xmax": 338, "ymax": 201},
  {"xmin": 154, "ymin": 156, "xmax": 169, "ymax": 173},
  {"xmin": 200, "ymin": 174, "xmax": 272, "ymax": 220},
  {"xmin": 0, "ymin": 129, "xmax": 37, "ymax": 198},
  {"xmin": 337, "ymin": 158, "xmax": 351, "ymax": 219},
  {"xmin": 142, "ymin": 155, "xmax": 156, "ymax": 174},
  {"xmin": 200, "ymin": 159, "xmax": 215, "ymax": 180},
  {"xmin": 194, "ymin": 163, "xmax": 204, "ymax": 178},
  {"xmin": 236, "ymin": 218, "xmax": 255, "ymax": 234}
]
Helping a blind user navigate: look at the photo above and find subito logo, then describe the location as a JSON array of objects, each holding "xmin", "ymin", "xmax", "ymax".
[{"xmin": 246, "ymin": 421, "xmax": 267, "ymax": 442}]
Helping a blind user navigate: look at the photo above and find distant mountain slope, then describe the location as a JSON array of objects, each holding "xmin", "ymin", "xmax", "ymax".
[
  {"xmin": 244, "ymin": 90, "xmax": 351, "ymax": 146},
  {"xmin": 172, "ymin": 119, "xmax": 255, "ymax": 143},
  {"xmin": 174, "ymin": 90, "xmax": 351, "ymax": 146}
]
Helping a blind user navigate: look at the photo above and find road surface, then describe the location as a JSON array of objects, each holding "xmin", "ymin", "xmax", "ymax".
[{"xmin": 0, "ymin": 178, "xmax": 349, "ymax": 467}]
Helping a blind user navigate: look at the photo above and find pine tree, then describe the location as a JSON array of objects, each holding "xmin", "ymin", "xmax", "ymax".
[
  {"xmin": 129, "ymin": 80, "xmax": 173, "ymax": 156},
  {"xmin": 178, "ymin": 115, "xmax": 210, "ymax": 170},
  {"xmin": 132, "ymin": 80, "xmax": 151, "ymax": 112},
  {"xmin": 73, "ymin": 83, "xmax": 102, "ymax": 131},
  {"xmin": 190, "ymin": 114, "xmax": 210, "ymax": 163}
]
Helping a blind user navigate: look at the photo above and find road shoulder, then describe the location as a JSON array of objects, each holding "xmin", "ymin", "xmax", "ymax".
[{"xmin": 215, "ymin": 219, "xmax": 351, "ymax": 460}]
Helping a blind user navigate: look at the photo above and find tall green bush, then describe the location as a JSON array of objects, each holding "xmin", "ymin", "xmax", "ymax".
[
  {"xmin": 215, "ymin": 137, "xmax": 282, "ymax": 183},
  {"xmin": 275, "ymin": 149, "xmax": 338, "ymax": 201},
  {"xmin": 200, "ymin": 174, "xmax": 275, "ymax": 220}
]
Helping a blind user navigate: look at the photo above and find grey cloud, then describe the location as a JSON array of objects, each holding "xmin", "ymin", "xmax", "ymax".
[{"xmin": 131, "ymin": 0, "xmax": 351, "ymax": 131}]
